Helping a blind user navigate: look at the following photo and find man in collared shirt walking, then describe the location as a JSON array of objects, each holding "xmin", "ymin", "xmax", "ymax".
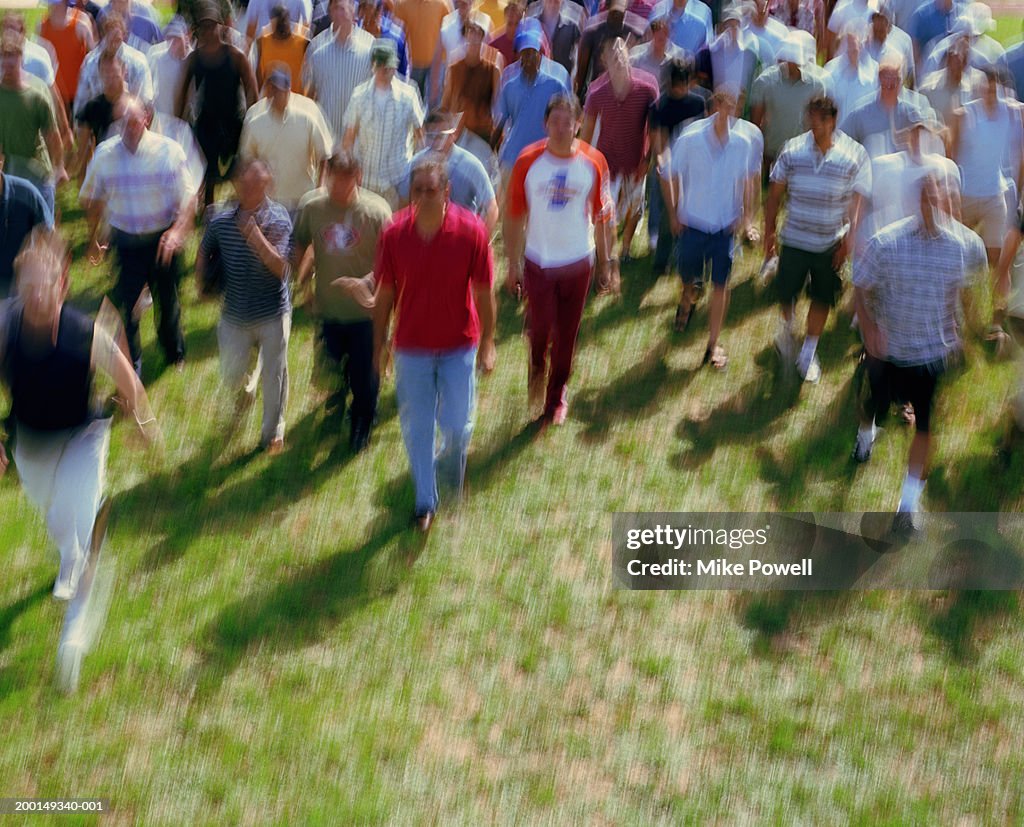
[
  {"xmin": 765, "ymin": 95, "xmax": 871, "ymax": 383},
  {"xmin": 852, "ymin": 174, "xmax": 986, "ymax": 532},
  {"xmin": 302, "ymin": 0, "xmax": 374, "ymax": 139},
  {"xmin": 374, "ymin": 154, "xmax": 496, "ymax": 532},
  {"xmin": 662, "ymin": 85, "xmax": 758, "ymax": 369},
  {"xmin": 81, "ymin": 97, "xmax": 197, "ymax": 375},
  {"xmin": 342, "ymin": 38, "xmax": 424, "ymax": 207},
  {"xmin": 197, "ymin": 158, "xmax": 293, "ymax": 454}
]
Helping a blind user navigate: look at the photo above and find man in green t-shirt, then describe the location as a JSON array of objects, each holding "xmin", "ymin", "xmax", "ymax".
[
  {"xmin": 292, "ymin": 149, "xmax": 392, "ymax": 452},
  {"xmin": 0, "ymin": 31, "xmax": 66, "ymax": 214}
]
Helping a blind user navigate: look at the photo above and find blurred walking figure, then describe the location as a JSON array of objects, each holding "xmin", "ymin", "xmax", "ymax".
[
  {"xmin": 197, "ymin": 158, "xmax": 293, "ymax": 454},
  {"xmin": 0, "ymin": 228, "xmax": 156, "ymax": 692},
  {"xmin": 81, "ymin": 97, "xmax": 197, "ymax": 375},
  {"xmin": 852, "ymin": 175, "xmax": 986, "ymax": 533}
]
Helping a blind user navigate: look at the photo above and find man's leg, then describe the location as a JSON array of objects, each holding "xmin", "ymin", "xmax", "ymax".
[
  {"xmin": 217, "ymin": 316, "xmax": 258, "ymax": 410},
  {"xmin": 523, "ymin": 259, "xmax": 557, "ymax": 418},
  {"xmin": 152, "ymin": 249, "xmax": 186, "ymax": 366},
  {"xmin": 346, "ymin": 319, "xmax": 379, "ymax": 449},
  {"xmin": 675, "ymin": 228, "xmax": 704, "ymax": 331},
  {"xmin": 319, "ymin": 321, "xmax": 350, "ymax": 416},
  {"xmin": 112, "ymin": 242, "xmax": 150, "ymax": 374},
  {"xmin": 546, "ymin": 259, "xmax": 592, "ymax": 419},
  {"xmin": 895, "ymin": 363, "xmax": 940, "ymax": 516},
  {"xmin": 394, "ymin": 349, "xmax": 440, "ymax": 516},
  {"xmin": 435, "ymin": 345, "xmax": 477, "ymax": 503},
  {"xmin": 256, "ymin": 313, "xmax": 291, "ymax": 448},
  {"xmin": 705, "ymin": 230, "xmax": 734, "ymax": 366},
  {"xmin": 854, "ymin": 354, "xmax": 892, "ymax": 461}
]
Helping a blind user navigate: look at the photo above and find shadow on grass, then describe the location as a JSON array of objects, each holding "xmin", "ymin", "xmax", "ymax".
[
  {"xmin": 920, "ymin": 590, "xmax": 1019, "ymax": 663},
  {"xmin": 669, "ymin": 346, "xmax": 802, "ymax": 470},
  {"xmin": 188, "ymin": 418, "xmax": 544, "ymax": 701},
  {"xmin": 573, "ymin": 338, "xmax": 699, "ymax": 444},
  {"xmin": 189, "ymin": 485, "xmax": 426, "ymax": 702},
  {"xmin": 113, "ymin": 404, "xmax": 355, "ymax": 572},
  {"xmin": 736, "ymin": 591, "xmax": 855, "ymax": 655},
  {"xmin": 0, "ymin": 582, "xmax": 51, "ymax": 699}
]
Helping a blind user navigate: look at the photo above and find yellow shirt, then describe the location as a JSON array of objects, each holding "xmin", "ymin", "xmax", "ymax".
[
  {"xmin": 256, "ymin": 32, "xmax": 310, "ymax": 91},
  {"xmin": 476, "ymin": 0, "xmax": 504, "ymax": 33},
  {"xmin": 394, "ymin": 0, "xmax": 452, "ymax": 69}
]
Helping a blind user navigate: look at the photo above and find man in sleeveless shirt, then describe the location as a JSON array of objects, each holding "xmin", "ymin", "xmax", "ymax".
[{"xmin": 0, "ymin": 228, "xmax": 156, "ymax": 691}]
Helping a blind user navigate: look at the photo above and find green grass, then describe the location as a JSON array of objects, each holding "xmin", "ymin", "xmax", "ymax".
[
  {"xmin": 3, "ymin": 175, "xmax": 1024, "ymax": 823},
  {"xmin": 3, "ymin": 14, "xmax": 1024, "ymax": 825}
]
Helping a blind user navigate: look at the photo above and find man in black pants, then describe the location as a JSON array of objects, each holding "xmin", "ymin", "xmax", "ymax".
[
  {"xmin": 292, "ymin": 150, "xmax": 392, "ymax": 451},
  {"xmin": 81, "ymin": 97, "xmax": 196, "ymax": 375}
]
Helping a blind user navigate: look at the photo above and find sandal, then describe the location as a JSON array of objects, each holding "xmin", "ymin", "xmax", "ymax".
[{"xmin": 703, "ymin": 345, "xmax": 728, "ymax": 370}]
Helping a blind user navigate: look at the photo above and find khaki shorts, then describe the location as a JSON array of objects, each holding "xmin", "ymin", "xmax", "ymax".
[
  {"xmin": 610, "ymin": 173, "xmax": 646, "ymax": 221},
  {"xmin": 961, "ymin": 194, "xmax": 1009, "ymax": 249}
]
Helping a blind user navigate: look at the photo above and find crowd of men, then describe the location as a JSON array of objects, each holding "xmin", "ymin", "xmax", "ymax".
[{"xmin": 1, "ymin": 0, "xmax": 1023, "ymax": 687}]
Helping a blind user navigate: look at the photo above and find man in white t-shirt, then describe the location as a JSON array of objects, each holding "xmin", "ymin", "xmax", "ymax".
[{"xmin": 504, "ymin": 93, "xmax": 615, "ymax": 424}]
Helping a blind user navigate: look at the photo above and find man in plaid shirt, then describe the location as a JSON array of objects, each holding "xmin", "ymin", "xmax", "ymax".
[
  {"xmin": 852, "ymin": 174, "xmax": 986, "ymax": 533},
  {"xmin": 342, "ymin": 38, "xmax": 424, "ymax": 207}
]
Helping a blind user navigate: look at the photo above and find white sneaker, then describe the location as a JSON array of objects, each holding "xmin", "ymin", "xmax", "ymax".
[
  {"xmin": 798, "ymin": 354, "xmax": 821, "ymax": 384},
  {"xmin": 53, "ymin": 551, "xmax": 87, "ymax": 601},
  {"xmin": 55, "ymin": 641, "xmax": 83, "ymax": 694}
]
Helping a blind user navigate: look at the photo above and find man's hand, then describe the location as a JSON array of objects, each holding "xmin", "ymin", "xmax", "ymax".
[
  {"xmin": 332, "ymin": 276, "xmax": 375, "ymax": 310},
  {"xmin": 832, "ymin": 235, "xmax": 850, "ymax": 270},
  {"xmin": 669, "ymin": 215, "xmax": 683, "ymax": 237},
  {"xmin": 157, "ymin": 228, "xmax": 183, "ymax": 267},
  {"xmin": 505, "ymin": 260, "xmax": 524, "ymax": 299},
  {"xmin": 477, "ymin": 338, "xmax": 496, "ymax": 374},
  {"xmin": 0, "ymin": 441, "xmax": 8, "ymax": 478},
  {"xmin": 596, "ymin": 259, "xmax": 620, "ymax": 296},
  {"xmin": 53, "ymin": 164, "xmax": 69, "ymax": 186},
  {"xmin": 763, "ymin": 229, "xmax": 776, "ymax": 260},
  {"xmin": 87, "ymin": 237, "xmax": 108, "ymax": 266},
  {"xmin": 239, "ymin": 216, "xmax": 271, "ymax": 255}
]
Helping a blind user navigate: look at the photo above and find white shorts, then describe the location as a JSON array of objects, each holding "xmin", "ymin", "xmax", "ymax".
[{"xmin": 610, "ymin": 173, "xmax": 646, "ymax": 221}]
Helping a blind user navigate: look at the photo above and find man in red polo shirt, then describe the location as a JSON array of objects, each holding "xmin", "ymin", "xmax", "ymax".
[
  {"xmin": 581, "ymin": 37, "xmax": 658, "ymax": 270},
  {"xmin": 373, "ymin": 154, "xmax": 496, "ymax": 532},
  {"xmin": 504, "ymin": 93, "xmax": 615, "ymax": 425}
]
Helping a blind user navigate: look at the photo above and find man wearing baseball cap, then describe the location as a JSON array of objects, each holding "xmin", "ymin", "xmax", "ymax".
[
  {"xmin": 342, "ymin": 38, "xmax": 424, "ymax": 206},
  {"xmin": 240, "ymin": 64, "xmax": 333, "ymax": 212},
  {"xmin": 357, "ymin": 0, "xmax": 409, "ymax": 77},
  {"xmin": 494, "ymin": 23, "xmax": 570, "ymax": 178}
]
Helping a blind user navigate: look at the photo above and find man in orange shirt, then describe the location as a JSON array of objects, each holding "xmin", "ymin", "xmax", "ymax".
[
  {"xmin": 394, "ymin": 0, "xmax": 449, "ymax": 103},
  {"xmin": 251, "ymin": 5, "xmax": 309, "ymax": 90},
  {"xmin": 39, "ymin": 0, "xmax": 96, "ymax": 110}
]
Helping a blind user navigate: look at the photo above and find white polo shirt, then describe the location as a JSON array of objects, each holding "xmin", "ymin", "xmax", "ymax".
[{"xmin": 668, "ymin": 116, "xmax": 756, "ymax": 234}]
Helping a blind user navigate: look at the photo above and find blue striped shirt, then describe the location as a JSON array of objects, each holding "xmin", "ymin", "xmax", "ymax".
[{"xmin": 201, "ymin": 199, "xmax": 293, "ymax": 325}]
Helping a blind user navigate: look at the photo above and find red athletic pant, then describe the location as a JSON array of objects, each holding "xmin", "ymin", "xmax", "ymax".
[{"xmin": 523, "ymin": 256, "xmax": 593, "ymax": 415}]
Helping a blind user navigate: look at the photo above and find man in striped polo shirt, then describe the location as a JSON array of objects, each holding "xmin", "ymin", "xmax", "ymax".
[
  {"xmin": 197, "ymin": 157, "xmax": 293, "ymax": 454},
  {"xmin": 764, "ymin": 95, "xmax": 871, "ymax": 383},
  {"xmin": 581, "ymin": 37, "xmax": 659, "ymax": 272}
]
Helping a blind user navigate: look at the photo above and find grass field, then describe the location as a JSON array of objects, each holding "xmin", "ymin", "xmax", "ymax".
[{"xmin": 4, "ymin": 14, "xmax": 1024, "ymax": 826}]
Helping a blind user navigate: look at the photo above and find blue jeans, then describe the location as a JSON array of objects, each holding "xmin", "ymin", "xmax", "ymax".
[{"xmin": 394, "ymin": 345, "xmax": 477, "ymax": 515}]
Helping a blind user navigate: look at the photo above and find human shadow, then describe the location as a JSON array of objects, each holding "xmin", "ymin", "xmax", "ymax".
[
  {"xmin": 113, "ymin": 404, "xmax": 354, "ymax": 572},
  {"xmin": 669, "ymin": 347, "xmax": 801, "ymax": 471},
  {"xmin": 921, "ymin": 590, "xmax": 1019, "ymax": 663},
  {"xmin": 736, "ymin": 590, "xmax": 855, "ymax": 656},
  {"xmin": 573, "ymin": 339, "xmax": 700, "ymax": 444},
  {"xmin": 0, "ymin": 582, "xmax": 51, "ymax": 699},
  {"xmin": 189, "ymin": 490, "xmax": 426, "ymax": 702}
]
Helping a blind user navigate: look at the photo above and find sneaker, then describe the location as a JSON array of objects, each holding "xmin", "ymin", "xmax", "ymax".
[
  {"xmin": 890, "ymin": 511, "xmax": 919, "ymax": 535},
  {"xmin": 798, "ymin": 354, "xmax": 821, "ymax": 384},
  {"xmin": 551, "ymin": 402, "xmax": 569, "ymax": 425},
  {"xmin": 350, "ymin": 421, "xmax": 371, "ymax": 453},
  {"xmin": 53, "ymin": 550, "xmax": 87, "ymax": 601},
  {"xmin": 852, "ymin": 430, "xmax": 875, "ymax": 463},
  {"xmin": 55, "ymin": 641, "xmax": 84, "ymax": 694}
]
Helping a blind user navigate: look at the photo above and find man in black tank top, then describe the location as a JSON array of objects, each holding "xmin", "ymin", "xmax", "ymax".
[
  {"xmin": 176, "ymin": 2, "xmax": 258, "ymax": 209},
  {"xmin": 0, "ymin": 228, "xmax": 156, "ymax": 692}
]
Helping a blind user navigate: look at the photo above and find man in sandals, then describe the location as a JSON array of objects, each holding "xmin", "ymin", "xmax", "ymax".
[
  {"xmin": 660, "ymin": 84, "xmax": 759, "ymax": 369},
  {"xmin": 765, "ymin": 94, "xmax": 870, "ymax": 384}
]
